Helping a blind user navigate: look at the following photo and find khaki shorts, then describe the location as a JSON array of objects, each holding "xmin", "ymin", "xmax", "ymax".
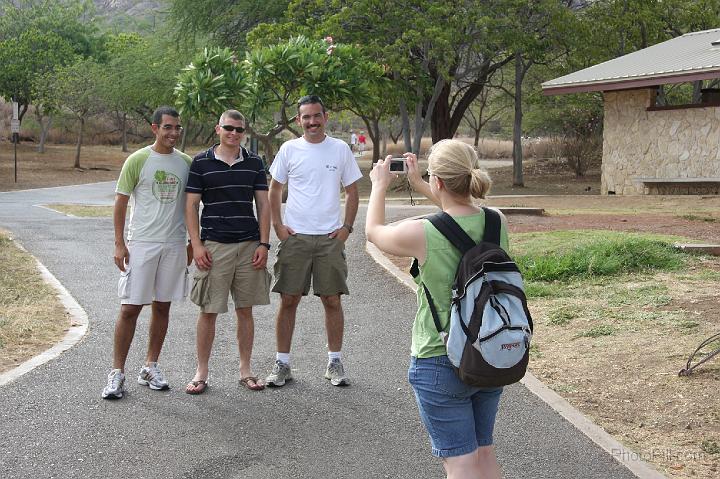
[
  {"xmin": 272, "ymin": 233, "xmax": 349, "ymax": 296},
  {"xmin": 190, "ymin": 240, "xmax": 271, "ymax": 313}
]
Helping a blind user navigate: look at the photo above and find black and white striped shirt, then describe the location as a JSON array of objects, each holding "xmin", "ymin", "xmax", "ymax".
[{"xmin": 186, "ymin": 145, "xmax": 268, "ymax": 243}]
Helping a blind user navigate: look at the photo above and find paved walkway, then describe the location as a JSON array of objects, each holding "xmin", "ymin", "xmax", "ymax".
[{"xmin": 0, "ymin": 182, "xmax": 643, "ymax": 478}]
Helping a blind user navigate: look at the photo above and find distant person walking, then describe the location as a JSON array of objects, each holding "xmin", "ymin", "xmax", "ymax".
[
  {"xmin": 349, "ymin": 130, "xmax": 358, "ymax": 153},
  {"xmin": 357, "ymin": 131, "xmax": 366, "ymax": 155},
  {"xmin": 184, "ymin": 109, "xmax": 271, "ymax": 394},
  {"xmin": 265, "ymin": 94, "xmax": 362, "ymax": 387},
  {"xmin": 366, "ymin": 140, "xmax": 506, "ymax": 478},
  {"xmin": 102, "ymin": 106, "xmax": 192, "ymax": 400}
]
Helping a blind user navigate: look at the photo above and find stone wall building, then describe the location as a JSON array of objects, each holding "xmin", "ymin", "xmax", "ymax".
[{"xmin": 543, "ymin": 29, "xmax": 720, "ymax": 195}]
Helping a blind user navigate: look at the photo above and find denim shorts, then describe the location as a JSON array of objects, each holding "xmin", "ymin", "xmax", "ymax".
[{"xmin": 408, "ymin": 355, "xmax": 503, "ymax": 458}]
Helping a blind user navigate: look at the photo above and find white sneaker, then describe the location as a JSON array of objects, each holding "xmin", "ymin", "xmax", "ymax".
[
  {"xmin": 102, "ymin": 369, "xmax": 125, "ymax": 399},
  {"xmin": 137, "ymin": 363, "xmax": 170, "ymax": 390},
  {"xmin": 265, "ymin": 360, "xmax": 292, "ymax": 387},
  {"xmin": 324, "ymin": 359, "xmax": 350, "ymax": 386}
]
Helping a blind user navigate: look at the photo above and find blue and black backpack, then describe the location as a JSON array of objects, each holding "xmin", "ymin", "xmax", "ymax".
[{"xmin": 412, "ymin": 207, "xmax": 533, "ymax": 388}]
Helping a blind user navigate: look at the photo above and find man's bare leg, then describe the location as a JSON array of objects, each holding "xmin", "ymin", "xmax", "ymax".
[
  {"xmin": 112, "ymin": 304, "xmax": 143, "ymax": 371},
  {"xmin": 145, "ymin": 301, "xmax": 170, "ymax": 365}
]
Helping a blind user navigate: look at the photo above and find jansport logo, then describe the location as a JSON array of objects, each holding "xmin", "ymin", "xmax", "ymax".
[
  {"xmin": 501, "ymin": 342, "xmax": 522, "ymax": 351},
  {"xmin": 152, "ymin": 170, "xmax": 181, "ymax": 203}
]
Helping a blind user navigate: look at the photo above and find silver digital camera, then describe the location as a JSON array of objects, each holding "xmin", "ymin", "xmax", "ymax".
[{"xmin": 389, "ymin": 157, "xmax": 407, "ymax": 174}]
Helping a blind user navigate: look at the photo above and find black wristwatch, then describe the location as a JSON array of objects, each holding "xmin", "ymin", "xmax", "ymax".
[
  {"xmin": 342, "ymin": 224, "xmax": 354, "ymax": 234},
  {"xmin": 258, "ymin": 242, "xmax": 271, "ymax": 250}
]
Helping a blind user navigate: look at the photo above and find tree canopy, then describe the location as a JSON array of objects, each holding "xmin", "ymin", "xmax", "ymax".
[
  {"xmin": 174, "ymin": 36, "xmax": 384, "ymax": 158},
  {"xmin": 0, "ymin": 0, "xmax": 104, "ymax": 123}
]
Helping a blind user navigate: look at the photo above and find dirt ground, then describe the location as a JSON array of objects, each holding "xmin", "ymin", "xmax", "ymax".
[{"xmin": 2, "ymin": 141, "xmax": 719, "ymax": 477}]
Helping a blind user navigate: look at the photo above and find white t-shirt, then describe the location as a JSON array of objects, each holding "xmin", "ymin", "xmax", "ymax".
[
  {"xmin": 270, "ymin": 135, "xmax": 362, "ymax": 234},
  {"xmin": 116, "ymin": 145, "xmax": 192, "ymax": 242}
]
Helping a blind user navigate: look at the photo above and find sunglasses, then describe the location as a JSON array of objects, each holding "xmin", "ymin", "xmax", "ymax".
[{"xmin": 219, "ymin": 124, "xmax": 246, "ymax": 133}]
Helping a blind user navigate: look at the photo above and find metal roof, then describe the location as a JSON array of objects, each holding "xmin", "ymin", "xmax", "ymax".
[{"xmin": 543, "ymin": 28, "xmax": 720, "ymax": 95}]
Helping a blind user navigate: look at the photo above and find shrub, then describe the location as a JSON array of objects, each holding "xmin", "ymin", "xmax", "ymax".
[
  {"xmin": 515, "ymin": 234, "xmax": 686, "ymax": 282},
  {"xmin": 561, "ymin": 134, "xmax": 602, "ymax": 177}
]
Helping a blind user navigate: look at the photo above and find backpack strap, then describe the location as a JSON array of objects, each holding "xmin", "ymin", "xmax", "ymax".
[
  {"xmin": 420, "ymin": 213, "xmax": 477, "ymax": 336},
  {"xmin": 481, "ymin": 207, "xmax": 501, "ymax": 246},
  {"xmin": 422, "ymin": 283, "xmax": 445, "ymax": 334},
  {"xmin": 410, "ymin": 212, "xmax": 472, "ymax": 277},
  {"xmin": 426, "ymin": 212, "xmax": 476, "ymax": 254}
]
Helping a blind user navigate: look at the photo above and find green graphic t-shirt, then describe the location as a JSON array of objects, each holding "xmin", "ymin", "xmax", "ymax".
[{"xmin": 116, "ymin": 145, "xmax": 192, "ymax": 242}]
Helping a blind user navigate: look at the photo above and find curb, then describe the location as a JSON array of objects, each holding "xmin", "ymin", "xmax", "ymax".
[
  {"xmin": 0, "ymin": 238, "xmax": 89, "ymax": 387},
  {"xmin": 364, "ymin": 240, "xmax": 666, "ymax": 479}
]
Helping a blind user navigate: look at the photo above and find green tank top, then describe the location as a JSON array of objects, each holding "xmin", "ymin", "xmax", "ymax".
[{"xmin": 411, "ymin": 211, "xmax": 509, "ymax": 358}]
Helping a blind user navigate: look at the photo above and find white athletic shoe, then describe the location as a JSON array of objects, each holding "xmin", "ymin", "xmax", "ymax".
[
  {"xmin": 102, "ymin": 369, "xmax": 125, "ymax": 399},
  {"xmin": 137, "ymin": 363, "xmax": 170, "ymax": 390}
]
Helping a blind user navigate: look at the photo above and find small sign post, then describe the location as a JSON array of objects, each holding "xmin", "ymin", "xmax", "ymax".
[{"xmin": 11, "ymin": 102, "xmax": 20, "ymax": 182}]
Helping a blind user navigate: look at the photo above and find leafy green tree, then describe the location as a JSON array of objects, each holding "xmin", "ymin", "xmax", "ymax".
[
  {"xmin": 168, "ymin": 0, "xmax": 290, "ymax": 50},
  {"xmin": 256, "ymin": 0, "xmax": 520, "ymax": 153},
  {"xmin": 34, "ymin": 58, "xmax": 105, "ymax": 168},
  {"xmin": 103, "ymin": 33, "xmax": 182, "ymax": 151},
  {"xmin": 0, "ymin": 0, "xmax": 103, "ymax": 126},
  {"xmin": 0, "ymin": 28, "xmax": 75, "ymax": 126},
  {"xmin": 0, "ymin": 27, "xmax": 75, "ymax": 150},
  {"xmin": 174, "ymin": 46, "xmax": 251, "ymax": 150},
  {"xmin": 244, "ymin": 36, "xmax": 384, "ymax": 159},
  {"xmin": 174, "ymin": 37, "xmax": 382, "ymax": 159},
  {"xmin": 494, "ymin": 0, "xmax": 575, "ymax": 186}
]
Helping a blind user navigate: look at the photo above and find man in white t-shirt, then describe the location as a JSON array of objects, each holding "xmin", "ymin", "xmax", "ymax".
[
  {"xmin": 101, "ymin": 106, "xmax": 193, "ymax": 400},
  {"xmin": 266, "ymin": 95, "xmax": 362, "ymax": 387}
]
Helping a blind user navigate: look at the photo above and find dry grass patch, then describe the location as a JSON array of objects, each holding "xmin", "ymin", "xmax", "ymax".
[
  {"xmin": 0, "ymin": 232, "xmax": 69, "ymax": 373},
  {"xmin": 44, "ymin": 204, "xmax": 113, "ymax": 217},
  {"xmin": 527, "ymin": 257, "xmax": 720, "ymax": 479}
]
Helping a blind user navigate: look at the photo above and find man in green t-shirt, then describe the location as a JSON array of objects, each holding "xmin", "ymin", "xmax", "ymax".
[{"xmin": 102, "ymin": 106, "xmax": 193, "ymax": 400}]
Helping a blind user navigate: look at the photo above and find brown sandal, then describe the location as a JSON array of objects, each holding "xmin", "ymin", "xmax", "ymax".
[
  {"xmin": 185, "ymin": 379, "xmax": 208, "ymax": 395},
  {"xmin": 239, "ymin": 376, "xmax": 265, "ymax": 391}
]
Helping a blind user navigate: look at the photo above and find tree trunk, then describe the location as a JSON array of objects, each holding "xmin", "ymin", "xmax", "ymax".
[
  {"xmin": 692, "ymin": 80, "xmax": 704, "ymax": 103},
  {"xmin": 399, "ymin": 97, "xmax": 412, "ymax": 152},
  {"xmin": 180, "ymin": 118, "xmax": 190, "ymax": 152},
  {"xmin": 512, "ymin": 52, "xmax": 524, "ymax": 187},
  {"xmin": 75, "ymin": 117, "xmax": 84, "ymax": 169},
  {"xmin": 35, "ymin": 106, "xmax": 52, "ymax": 154},
  {"xmin": 413, "ymin": 97, "xmax": 424, "ymax": 155},
  {"xmin": 381, "ymin": 128, "xmax": 387, "ymax": 157},
  {"xmin": 259, "ymin": 137, "xmax": 274, "ymax": 161},
  {"xmin": 371, "ymin": 118, "xmax": 380, "ymax": 163},
  {"xmin": 413, "ymin": 76, "xmax": 446, "ymax": 154},
  {"xmin": 431, "ymin": 82, "xmax": 452, "ymax": 142},
  {"xmin": 362, "ymin": 117, "xmax": 382, "ymax": 163},
  {"xmin": 121, "ymin": 112, "xmax": 128, "ymax": 152},
  {"xmin": 17, "ymin": 101, "xmax": 29, "ymax": 126},
  {"xmin": 474, "ymin": 128, "xmax": 480, "ymax": 147}
]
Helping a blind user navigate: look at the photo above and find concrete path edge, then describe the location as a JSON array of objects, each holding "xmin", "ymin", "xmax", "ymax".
[
  {"xmin": 365, "ymin": 240, "xmax": 667, "ymax": 479},
  {"xmin": 0, "ymin": 237, "xmax": 89, "ymax": 387}
]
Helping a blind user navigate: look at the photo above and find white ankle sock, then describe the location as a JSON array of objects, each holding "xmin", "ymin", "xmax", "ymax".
[
  {"xmin": 276, "ymin": 352, "xmax": 290, "ymax": 365},
  {"xmin": 328, "ymin": 351, "xmax": 342, "ymax": 362}
]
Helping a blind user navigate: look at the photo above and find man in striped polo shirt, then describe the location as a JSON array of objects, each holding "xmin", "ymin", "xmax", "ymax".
[{"xmin": 184, "ymin": 109, "xmax": 271, "ymax": 394}]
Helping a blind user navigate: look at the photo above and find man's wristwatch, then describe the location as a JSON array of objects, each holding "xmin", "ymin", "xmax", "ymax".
[
  {"xmin": 258, "ymin": 242, "xmax": 271, "ymax": 250},
  {"xmin": 341, "ymin": 224, "xmax": 354, "ymax": 234}
]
